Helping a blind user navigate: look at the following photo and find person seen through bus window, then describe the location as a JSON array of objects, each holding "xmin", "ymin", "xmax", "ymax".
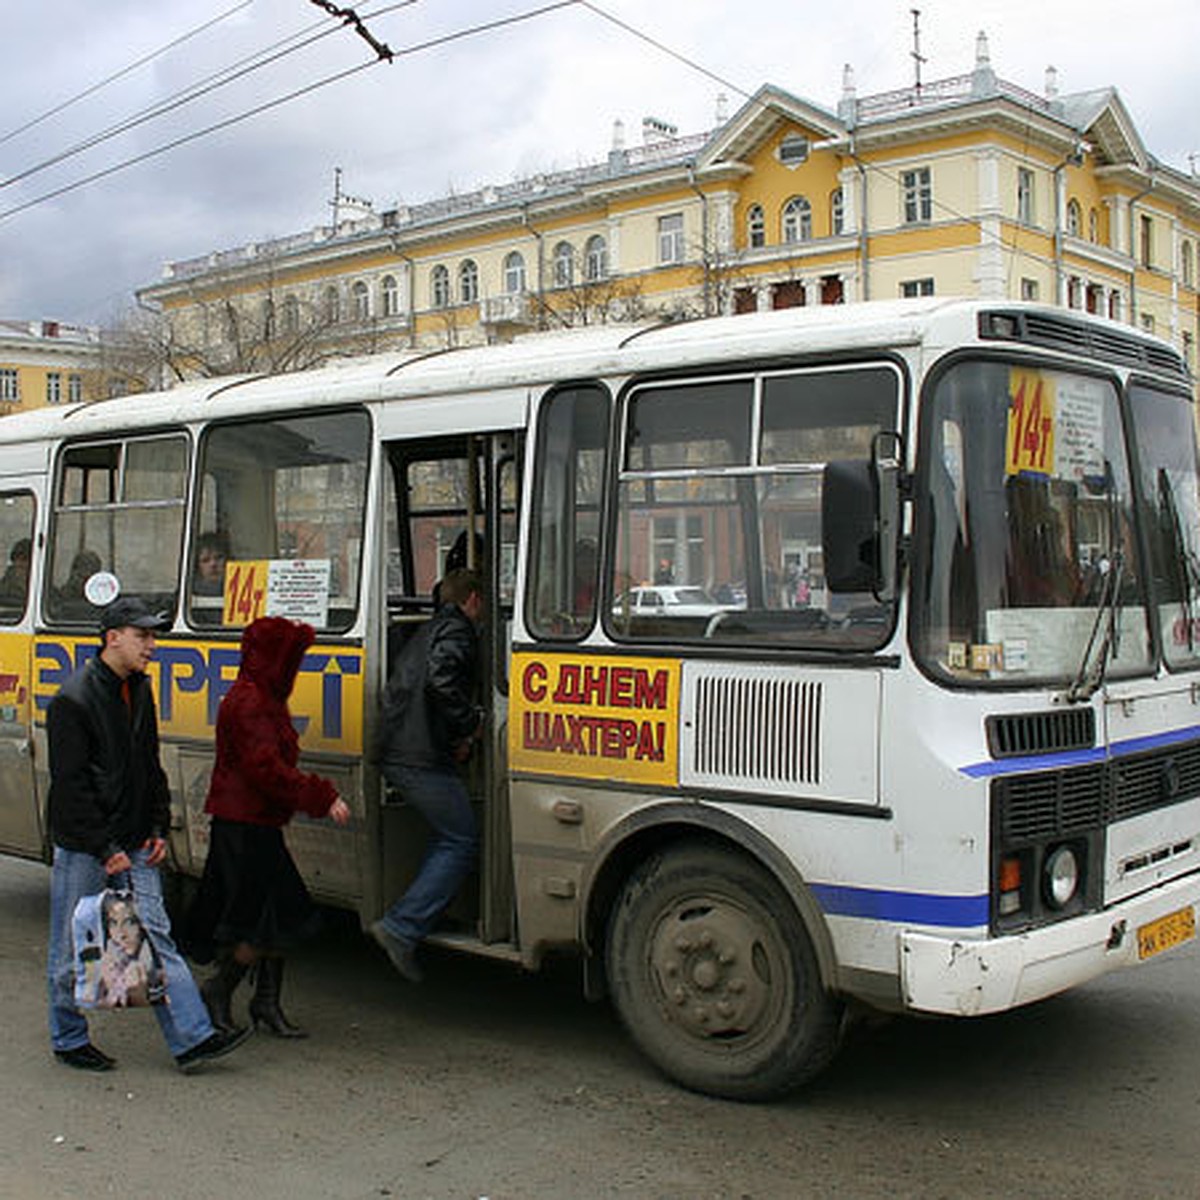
[
  {"xmin": 193, "ymin": 531, "xmax": 230, "ymax": 597},
  {"xmin": 370, "ymin": 567, "xmax": 484, "ymax": 983},
  {"xmin": 184, "ymin": 616, "xmax": 350, "ymax": 1038},
  {"xmin": 0, "ymin": 537, "xmax": 31, "ymax": 603}
]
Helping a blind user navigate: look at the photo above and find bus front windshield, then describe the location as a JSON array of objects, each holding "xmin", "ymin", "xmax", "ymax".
[{"xmin": 915, "ymin": 359, "xmax": 1153, "ymax": 688}]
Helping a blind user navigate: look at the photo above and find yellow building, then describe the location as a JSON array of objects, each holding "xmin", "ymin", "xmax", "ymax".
[
  {"xmin": 0, "ymin": 319, "xmax": 116, "ymax": 414},
  {"xmin": 137, "ymin": 34, "xmax": 1200, "ymax": 385}
]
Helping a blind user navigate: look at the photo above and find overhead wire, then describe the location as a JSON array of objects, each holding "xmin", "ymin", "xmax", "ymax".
[
  {"xmin": 0, "ymin": 0, "xmax": 255, "ymax": 148},
  {"xmin": 0, "ymin": 0, "xmax": 581, "ymax": 224},
  {"xmin": 1, "ymin": 1, "xmax": 419, "ymax": 191}
]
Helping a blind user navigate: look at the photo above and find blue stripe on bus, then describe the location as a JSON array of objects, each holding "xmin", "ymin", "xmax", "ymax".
[
  {"xmin": 959, "ymin": 722, "xmax": 1200, "ymax": 779},
  {"xmin": 810, "ymin": 883, "xmax": 989, "ymax": 927}
]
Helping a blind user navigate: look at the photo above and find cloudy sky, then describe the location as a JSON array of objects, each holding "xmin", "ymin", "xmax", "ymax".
[{"xmin": 2, "ymin": 0, "xmax": 1196, "ymax": 327}]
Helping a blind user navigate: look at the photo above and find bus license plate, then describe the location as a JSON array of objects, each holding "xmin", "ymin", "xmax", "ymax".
[{"xmin": 1137, "ymin": 907, "xmax": 1196, "ymax": 960}]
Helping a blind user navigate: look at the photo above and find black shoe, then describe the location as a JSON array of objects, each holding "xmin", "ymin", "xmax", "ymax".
[
  {"xmin": 369, "ymin": 920, "xmax": 424, "ymax": 984},
  {"xmin": 54, "ymin": 1043, "xmax": 116, "ymax": 1072},
  {"xmin": 175, "ymin": 1025, "xmax": 252, "ymax": 1073}
]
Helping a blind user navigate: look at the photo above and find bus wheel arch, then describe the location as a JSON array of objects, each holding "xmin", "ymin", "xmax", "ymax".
[{"xmin": 583, "ymin": 811, "xmax": 843, "ymax": 1100}]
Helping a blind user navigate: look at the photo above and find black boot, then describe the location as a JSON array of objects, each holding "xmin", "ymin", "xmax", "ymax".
[
  {"xmin": 249, "ymin": 957, "xmax": 308, "ymax": 1039},
  {"xmin": 201, "ymin": 954, "xmax": 249, "ymax": 1033}
]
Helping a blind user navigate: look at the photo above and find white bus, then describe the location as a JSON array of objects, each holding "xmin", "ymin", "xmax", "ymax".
[{"xmin": 0, "ymin": 298, "xmax": 1196, "ymax": 1099}]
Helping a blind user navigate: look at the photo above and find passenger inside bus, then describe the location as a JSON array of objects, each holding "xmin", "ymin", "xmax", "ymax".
[
  {"xmin": 193, "ymin": 531, "xmax": 230, "ymax": 597},
  {"xmin": 0, "ymin": 537, "xmax": 31, "ymax": 605}
]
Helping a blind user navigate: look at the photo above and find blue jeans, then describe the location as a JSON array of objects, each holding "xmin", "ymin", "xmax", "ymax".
[
  {"xmin": 48, "ymin": 845, "xmax": 214, "ymax": 1057},
  {"xmin": 379, "ymin": 765, "xmax": 478, "ymax": 947}
]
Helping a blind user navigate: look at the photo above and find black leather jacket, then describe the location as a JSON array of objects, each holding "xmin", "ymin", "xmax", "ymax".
[
  {"xmin": 381, "ymin": 603, "xmax": 482, "ymax": 771},
  {"xmin": 47, "ymin": 654, "xmax": 171, "ymax": 861}
]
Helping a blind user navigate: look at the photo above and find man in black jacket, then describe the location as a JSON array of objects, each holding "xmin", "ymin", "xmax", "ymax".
[
  {"xmin": 47, "ymin": 595, "xmax": 250, "ymax": 1072},
  {"xmin": 370, "ymin": 568, "xmax": 484, "ymax": 982}
]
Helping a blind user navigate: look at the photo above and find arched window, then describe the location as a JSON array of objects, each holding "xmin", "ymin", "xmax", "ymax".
[
  {"xmin": 282, "ymin": 294, "xmax": 300, "ymax": 333},
  {"xmin": 459, "ymin": 260, "xmax": 479, "ymax": 303},
  {"xmin": 830, "ymin": 189, "xmax": 844, "ymax": 237},
  {"xmin": 1089, "ymin": 208, "xmax": 1100, "ymax": 244},
  {"xmin": 553, "ymin": 241, "xmax": 574, "ymax": 288},
  {"xmin": 584, "ymin": 235, "xmax": 608, "ymax": 281},
  {"xmin": 380, "ymin": 274, "xmax": 399, "ymax": 317},
  {"xmin": 504, "ymin": 251, "xmax": 526, "ymax": 294},
  {"xmin": 322, "ymin": 286, "xmax": 340, "ymax": 324},
  {"xmin": 1066, "ymin": 198, "xmax": 1081, "ymax": 237},
  {"xmin": 1182, "ymin": 241, "xmax": 1194, "ymax": 288},
  {"xmin": 431, "ymin": 264, "xmax": 450, "ymax": 309},
  {"xmin": 782, "ymin": 196, "xmax": 812, "ymax": 244},
  {"xmin": 351, "ymin": 280, "xmax": 370, "ymax": 321},
  {"xmin": 746, "ymin": 204, "xmax": 765, "ymax": 249}
]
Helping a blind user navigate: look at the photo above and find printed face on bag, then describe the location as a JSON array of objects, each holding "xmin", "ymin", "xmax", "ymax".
[{"xmin": 105, "ymin": 901, "xmax": 142, "ymax": 956}]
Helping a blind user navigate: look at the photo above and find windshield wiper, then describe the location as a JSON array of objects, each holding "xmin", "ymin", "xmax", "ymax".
[
  {"xmin": 1158, "ymin": 468, "xmax": 1200, "ymax": 652},
  {"xmin": 1063, "ymin": 462, "xmax": 1123, "ymax": 704}
]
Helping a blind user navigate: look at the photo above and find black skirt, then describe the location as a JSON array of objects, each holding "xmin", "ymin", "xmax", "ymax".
[{"xmin": 183, "ymin": 818, "xmax": 319, "ymax": 964}]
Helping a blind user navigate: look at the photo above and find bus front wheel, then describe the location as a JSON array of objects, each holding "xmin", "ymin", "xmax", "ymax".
[{"xmin": 606, "ymin": 842, "xmax": 842, "ymax": 1101}]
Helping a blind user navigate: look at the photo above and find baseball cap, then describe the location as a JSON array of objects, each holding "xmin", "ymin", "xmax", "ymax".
[{"xmin": 99, "ymin": 596, "xmax": 169, "ymax": 633}]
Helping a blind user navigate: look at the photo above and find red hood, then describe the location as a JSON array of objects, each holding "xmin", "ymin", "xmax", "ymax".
[{"xmin": 237, "ymin": 617, "xmax": 314, "ymax": 701}]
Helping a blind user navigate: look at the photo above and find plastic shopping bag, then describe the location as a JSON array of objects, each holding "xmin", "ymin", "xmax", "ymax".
[{"xmin": 72, "ymin": 887, "xmax": 167, "ymax": 1009}]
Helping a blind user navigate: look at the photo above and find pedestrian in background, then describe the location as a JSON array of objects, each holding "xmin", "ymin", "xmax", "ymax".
[
  {"xmin": 186, "ymin": 616, "xmax": 350, "ymax": 1038},
  {"xmin": 370, "ymin": 568, "xmax": 484, "ymax": 983},
  {"xmin": 46, "ymin": 595, "xmax": 250, "ymax": 1072}
]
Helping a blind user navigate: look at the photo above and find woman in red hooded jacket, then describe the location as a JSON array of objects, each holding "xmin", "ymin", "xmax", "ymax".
[{"xmin": 186, "ymin": 617, "xmax": 349, "ymax": 1038}]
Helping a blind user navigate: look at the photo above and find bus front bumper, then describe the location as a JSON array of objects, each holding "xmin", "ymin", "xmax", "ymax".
[{"xmin": 899, "ymin": 870, "xmax": 1200, "ymax": 1017}]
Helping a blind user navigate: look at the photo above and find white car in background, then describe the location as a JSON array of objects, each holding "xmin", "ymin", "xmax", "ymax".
[{"xmin": 612, "ymin": 585, "xmax": 735, "ymax": 619}]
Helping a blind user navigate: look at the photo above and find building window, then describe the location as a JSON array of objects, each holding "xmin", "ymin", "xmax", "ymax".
[
  {"xmin": 781, "ymin": 196, "xmax": 812, "ymax": 244},
  {"xmin": 902, "ymin": 167, "xmax": 932, "ymax": 224},
  {"xmin": 1140, "ymin": 215, "xmax": 1153, "ymax": 268},
  {"xmin": 1108, "ymin": 290, "xmax": 1122, "ymax": 321},
  {"xmin": 1017, "ymin": 168, "xmax": 1035, "ymax": 225},
  {"xmin": 381, "ymin": 275, "xmax": 399, "ymax": 317},
  {"xmin": 504, "ymin": 251, "xmax": 526, "ymax": 294},
  {"xmin": 746, "ymin": 204, "xmax": 765, "ymax": 248},
  {"xmin": 777, "ymin": 134, "xmax": 809, "ymax": 166},
  {"xmin": 352, "ymin": 280, "xmax": 370, "ymax": 321},
  {"xmin": 322, "ymin": 286, "xmax": 340, "ymax": 324},
  {"xmin": 68, "ymin": 374, "xmax": 82, "ymax": 403},
  {"xmin": 262, "ymin": 298, "xmax": 276, "ymax": 339},
  {"xmin": 553, "ymin": 242, "xmax": 574, "ymax": 288},
  {"xmin": 1066, "ymin": 198, "xmax": 1081, "ymax": 237},
  {"xmin": 1, "ymin": 370, "xmax": 20, "ymax": 403},
  {"xmin": 830, "ymin": 188, "xmax": 844, "ymax": 237},
  {"xmin": 1020, "ymin": 278, "xmax": 1039, "ymax": 301},
  {"xmin": 46, "ymin": 372, "xmax": 61, "ymax": 405},
  {"xmin": 1067, "ymin": 276, "xmax": 1083, "ymax": 309},
  {"xmin": 282, "ymin": 294, "xmax": 300, "ymax": 333},
  {"xmin": 1089, "ymin": 208, "xmax": 1100, "ymax": 243},
  {"xmin": 658, "ymin": 214, "xmax": 684, "ymax": 265},
  {"xmin": 459, "ymin": 260, "xmax": 478, "ymax": 304},
  {"xmin": 584, "ymin": 235, "xmax": 608, "ymax": 282},
  {"xmin": 900, "ymin": 278, "xmax": 934, "ymax": 298},
  {"xmin": 431, "ymin": 265, "xmax": 450, "ymax": 308},
  {"xmin": 1182, "ymin": 241, "xmax": 1194, "ymax": 288},
  {"xmin": 1184, "ymin": 331, "xmax": 1194, "ymax": 371}
]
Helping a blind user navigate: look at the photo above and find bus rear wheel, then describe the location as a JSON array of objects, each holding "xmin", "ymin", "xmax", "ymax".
[{"xmin": 606, "ymin": 842, "xmax": 841, "ymax": 1101}]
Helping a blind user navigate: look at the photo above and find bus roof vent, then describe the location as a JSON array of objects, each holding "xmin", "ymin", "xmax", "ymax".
[
  {"xmin": 978, "ymin": 310, "xmax": 1190, "ymax": 383},
  {"xmin": 986, "ymin": 708, "xmax": 1095, "ymax": 759}
]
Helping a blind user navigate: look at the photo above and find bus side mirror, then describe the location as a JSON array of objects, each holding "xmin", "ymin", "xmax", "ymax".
[
  {"xmin": 822, "ymin": 438, "xmax": 901, "ymax": 601},
  {"xmin": 822, "ymin": 460, "xmax": 878, "ymax": 594}
]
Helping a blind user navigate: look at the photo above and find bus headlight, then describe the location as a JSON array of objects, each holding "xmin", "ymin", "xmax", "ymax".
[{"xmin": 1044, "ymin": 845, "xmax": 1080, "ymax": 909}]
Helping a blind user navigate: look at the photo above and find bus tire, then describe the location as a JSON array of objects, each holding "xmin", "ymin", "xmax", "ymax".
[{"xmin": 606, "ymin": 841, "xmax": 842, "ymax": 1101}]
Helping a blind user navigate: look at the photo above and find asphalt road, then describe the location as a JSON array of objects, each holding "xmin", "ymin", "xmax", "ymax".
[{"xmin": 2, "ymin": 853, "xmax": 1198, "ymax": 1200}]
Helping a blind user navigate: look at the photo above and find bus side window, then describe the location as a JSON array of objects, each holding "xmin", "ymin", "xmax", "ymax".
[{"xmin": 0, "ymin": 494, "xmax": 35, "ymax": 623}]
